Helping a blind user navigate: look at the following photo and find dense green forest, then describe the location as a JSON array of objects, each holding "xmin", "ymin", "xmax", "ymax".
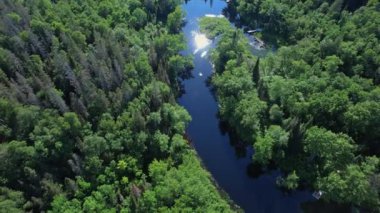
[
  {"xmin": 201, "ymin": 0, "xmax": 380, "ymax": 211},
  {"xmin": 0, "ymin": 0, "xmax": 233, "ymax": 212},
  {"xmin": 2, "ymin": 0, "xmax": 380, "ymax": 211}
]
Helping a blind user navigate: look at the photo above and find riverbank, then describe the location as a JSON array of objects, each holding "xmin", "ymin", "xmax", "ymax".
[
  {"xmin": 189, "ymin": 142, "xmax": 244, "ymax": 212},
  {"xmin": 204, "ymin": 0, "xmax": 380, "ymax": 212},
  {"xmin": 179, "ymin": 1, "xmax": 314, "ymax": 212}
]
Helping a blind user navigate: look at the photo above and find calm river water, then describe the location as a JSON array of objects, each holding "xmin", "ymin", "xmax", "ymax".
[{"xmin": 178, "ymin": 0, "xmax": 314, "ymax": 212}]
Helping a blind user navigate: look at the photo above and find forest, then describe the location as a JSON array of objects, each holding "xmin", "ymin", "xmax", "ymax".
[
  {"xmin": 200, "ymin": 0, "xmax": 380, "ymax": 211},
  {"xmin": 0, "ymin": 0, "xmax": 234, "ymax": 212},
  {"xmin": 1, "ymin": 0, "xmax": 380, "ymax": 212}
]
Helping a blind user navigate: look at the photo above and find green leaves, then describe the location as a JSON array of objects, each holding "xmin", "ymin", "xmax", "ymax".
[
  {"xmin": 0, "ymin": 0, "xmax": 236, "ymax": 212},
  {"xmin": 318, "ymin": 159, "xmax": 380, "ymax": 207},
  {"xmin": 253, "ymin": 125, "xmax": 289, "ymax": 165},
  {"xmin": 281, "ymin": 171, "xmax": 299, "ymax": 190},
  {"xmin": 167, "ymin": 6, "xmax": 184, "ymax": 34},
  {"xmin": 141, "ymin": 153, "xmax": 232, "ymax": 212},
  {"xmin": 234, "ymin": 91, "xmax": 267, "ymax": 141},
  {"xmin": 323, "ymin": 55, "xmax": 343, "ymax": 73},
  {"xmin": 31, "ymin": 112, "xmax": 83, "ymax": 161},
  {"xmin": 343, "ymin": 101, "xmax": 380, "ymax": 140},
  {"xmin": 212, "ymin": 0, "xmax": 380, "ymax": 209},
  {"xmin": 304, "ymin": 127, "xmax": 355, "ymax": 173},
  {"xmin": 0, "ymin": 141, "xmax": 36, "ymax": 185},
  {"xmin": 199, "ymin": 17, "xmax": 232, "ymax": 39},
  {"xmin": 131, "ymin": 8, "xmax": 148, "ymax": 29},
  {"xmin": 0, "ymin": 187, "xmax": 26, "ymax": 213}
]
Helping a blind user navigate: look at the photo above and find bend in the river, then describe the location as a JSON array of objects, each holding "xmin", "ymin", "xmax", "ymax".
[{"xmin": 178, "ymin": 1, "xmax": 314, "ymax": 212}]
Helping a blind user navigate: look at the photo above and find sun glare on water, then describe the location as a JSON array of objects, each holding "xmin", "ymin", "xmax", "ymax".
[{"xmin": 193, "ymin": 31, "xmax": 211, "ymax": 54}]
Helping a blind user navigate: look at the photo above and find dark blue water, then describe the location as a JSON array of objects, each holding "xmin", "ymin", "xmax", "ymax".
[{"xmin": 178, "ymin": 1, "xmax": 314, "ymax": 212}]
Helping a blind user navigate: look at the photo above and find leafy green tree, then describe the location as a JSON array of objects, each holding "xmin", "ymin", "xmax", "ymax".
[
  {"xmin": 281, "ymin": 171, "xmax": 299, "ymax": 190},
  {"xmin": 230, "ymin": 90, "xmax": 267, "ymax": 142},
  {"xmin": 318, "ymin": 157, "xmax": 380, "ymax": 207},
  {"xmin": 344, "ymin": 101, "xmax": 380, "ymax": 140},
  {"xmin": 253, "ymin": 125, "xmax": 289, "ymax": 165},
  {"xmin": 323, "ymin": 55, "xmax": 343, "ymax": 73},
  {"xmin": 269, "ymin": 104, "xmax": 284, "ymax": 124},
  {"xmin": 199, "ymin": 16, "xmax": 232, "ymax": 39},
  {"xmin": 0, "ymin": 187, "xmax": 26, "ymax": 213},
  {"xmin": 0, "ymin": 141, "xmax": 36, "ymax": 186},
  {"xmin": 167, "ymin": 55, "xmax": 193, "ymax": 89},
  {"xmin": 131, "ymin": 8, "xmax": 148, "ymax": 29},
  {"xmin": 304, "ymin": 127, "xmax": 355, "ymax": 174},
  {"xmin": 32, "ymin": 112, "xmax": 83, "ymax": 162},
  {"xmin": 140, "ymin": 154, "xmax": 232, "ymax": 212},
  {"xmin": 49, "ymin": 195, "xmax": 82, "ymax": 213},
  {"xmin": 167, "ymin": 6, "xmax": 183, "ymax": 34}
]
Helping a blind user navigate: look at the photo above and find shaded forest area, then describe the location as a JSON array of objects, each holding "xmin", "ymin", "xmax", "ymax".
[
  {"xmin": 202, "ymin": 0, "xmax": 380, "ymax": 211},
  {"xmin": 0, "ymin": 0, "xmax": 233, "ymax": 212}
]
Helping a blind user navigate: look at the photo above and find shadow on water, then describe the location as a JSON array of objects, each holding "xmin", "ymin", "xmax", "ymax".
[
  {"xmin": 218, "ymin": 120, "xmax": 248, "ymax": 158},
  {"xmin": 301, "ymin": 201, "xmax": 352, "ymax": 213}
]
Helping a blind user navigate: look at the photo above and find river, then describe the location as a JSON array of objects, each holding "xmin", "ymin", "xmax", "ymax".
[{"xmin": 178, "ymin": 0, "xmax": 314, "ymax": 212}]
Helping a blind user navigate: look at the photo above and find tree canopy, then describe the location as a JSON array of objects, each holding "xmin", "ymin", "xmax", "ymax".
[
  {"xmin": 205, "ymin": 0, "xmax": 380, "ymax": 210},
  {"xmin": 0, "ymin": 0, "xmax": 232, "ymax": 212}
]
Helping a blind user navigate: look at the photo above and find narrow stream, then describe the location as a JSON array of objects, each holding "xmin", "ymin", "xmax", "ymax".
[{"xmin": 178, "ymin": 1, "xmax": 314, "ymax": 212}]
